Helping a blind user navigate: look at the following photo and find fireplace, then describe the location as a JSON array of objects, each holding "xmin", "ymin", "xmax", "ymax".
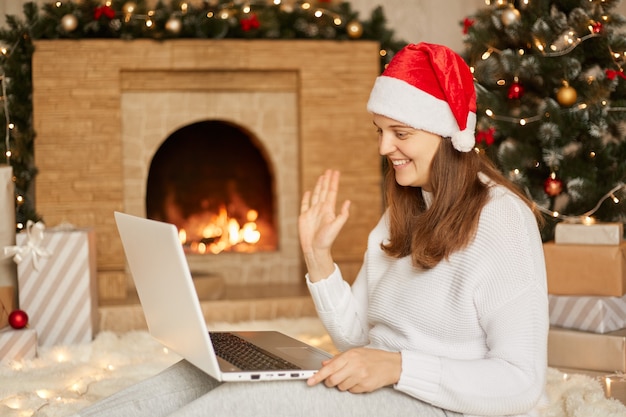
[
  {"xmin": 31, "ymin": 39, "xmax": 383, "ymax": 302},
  {"xmin": 146, "ymin": 120, "xmax": 277, "ymax": 254}
]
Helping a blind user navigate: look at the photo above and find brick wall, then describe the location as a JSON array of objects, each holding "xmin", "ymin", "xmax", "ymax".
[{"xmin": 31, "ymin": 39, "xmax": 383, "ymax": 301}]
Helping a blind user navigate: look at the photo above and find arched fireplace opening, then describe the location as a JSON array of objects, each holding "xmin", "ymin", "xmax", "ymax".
[{"xmin": 146, "ymin": 120, "xmax": 277, "ymax": 254}]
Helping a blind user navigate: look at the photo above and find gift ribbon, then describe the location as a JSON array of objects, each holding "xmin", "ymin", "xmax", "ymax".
[{"xmin": 3, "ymin": 220, "xmax": 51, "ymax": 271}]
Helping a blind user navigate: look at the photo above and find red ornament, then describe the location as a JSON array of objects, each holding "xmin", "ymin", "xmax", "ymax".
[
  {"xmin": 8, "ymin": 310, "xmax": 28, "ymax": 329},
  {"xmin": 94, "ymin": 5, "xmax": 115, "ymax": 20},
  {"xmin": 606, "ymin": 69, "xmax": 626, "ymax": 81},
  {"xmin": 463, "ymin": 17, "xmax": 475, "ymax": 34},
  {"xmin": 591, "ymin": 21, "xmax": 603, "ymax": 34},
  {"xmin": 240, "ymin": 14, "xmax": 260, "ymax": 32},
  {"xmin": 543, "ymin": 176, "xmax": 563, "ymax": 197},
  {"xmin": 508, "ymin": 82, "xmax": 524, "ymax": 100},
  {"xmin": 476, "ymin": 126, "xmax": 496, "ymax": 146}
]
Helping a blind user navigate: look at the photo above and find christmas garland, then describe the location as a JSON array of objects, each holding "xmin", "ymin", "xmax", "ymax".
[{"xmin": 0, "ymin": 0, "xmax": 407, "ymax": 229}]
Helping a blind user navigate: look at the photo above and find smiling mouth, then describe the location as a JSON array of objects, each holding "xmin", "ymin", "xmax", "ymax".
[{"xmin": 391, "ymin": 159, "xmax": 410, "ymax": 168}]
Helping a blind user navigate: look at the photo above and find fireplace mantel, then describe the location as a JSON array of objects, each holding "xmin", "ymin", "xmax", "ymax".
[{"xmin": 32, "ymin": 39, "xmax": 383, "ymax": 301}]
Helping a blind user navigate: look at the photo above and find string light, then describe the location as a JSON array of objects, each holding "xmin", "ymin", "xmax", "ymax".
[
  {"xmin": 0, "ymin": 336, "xmax": 178, "ymax": 417},
  {"xmin": 529, "ymin": 183, "xmax": 626, "ymax": 222}
]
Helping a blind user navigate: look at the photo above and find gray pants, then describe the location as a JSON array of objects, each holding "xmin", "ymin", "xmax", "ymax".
[{"xmin": 75, "ymin": 360, "xmax": 461, "ymax": 417}]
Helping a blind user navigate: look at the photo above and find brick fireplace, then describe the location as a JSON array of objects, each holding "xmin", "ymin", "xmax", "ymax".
[{"xmin": 31, "ymin": 39, "xmax": 383, "ymax": 303}]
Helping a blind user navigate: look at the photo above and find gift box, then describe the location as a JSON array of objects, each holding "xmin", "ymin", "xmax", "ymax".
[
  {"xmin": 544, "ymin": 242, "xmax": 626, "ymax": 296},
  {"xmin": 602, "ymin": 373, "xmax": 626, "ymax": 405},
  {"xmin": 0, "ymin": 327, "xmax": 37, "ymax": 363},
  {"xmin": 14, "ymin": 225, "xmax": 98, "ymax": 347},
  {"xmin": 548, "ymin": 327, "xmax": 626, "ymax": 372},
  {"xmin": 549, "ymin": 294, "xmax": 626, "ymax": 333},
  {"xmin": 555, "ymin": 222, "xmax": 623, "ymax": 245},
  {"xmin": 0, "ymin": 286, "xmax": 15, "ymax": 329}
]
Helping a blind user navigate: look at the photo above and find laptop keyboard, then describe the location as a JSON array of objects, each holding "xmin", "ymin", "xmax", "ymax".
[{"xmin": 209, "ymin": 332, "xmax": 301, "ymax": 371}]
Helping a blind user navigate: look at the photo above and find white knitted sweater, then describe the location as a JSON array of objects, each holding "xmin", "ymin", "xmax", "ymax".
[{"xmin": 307, "ymin": 185, "xmax": 549, "ymax": 417}]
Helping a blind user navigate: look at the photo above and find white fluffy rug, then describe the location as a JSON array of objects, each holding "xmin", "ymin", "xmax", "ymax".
[{"xmin": 0, "ymin": 317, "xmax": 625, "ymax": 417}]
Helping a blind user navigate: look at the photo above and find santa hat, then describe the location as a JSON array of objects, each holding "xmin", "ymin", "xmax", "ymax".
[{"xmin": 367, "ymin": 42, "xmax": 477, "ymax": 152}]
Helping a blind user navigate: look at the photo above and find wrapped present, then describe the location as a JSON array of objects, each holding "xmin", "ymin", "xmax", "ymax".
[
  {"xmin": 9, "ymin": 222, "xmax": 99, "ymax": 347},
  {"xmin": 0, "ymin": 327, "xmax": 37, "ymax": 363},
  {"xmin": 0, "ymin": 286, "xmax": 15, "ymax": 329},
  {"xmin": 548, "ymin": 327, "xmax": 626, "ymax": 372},
  {"xmin": 555, "ymin": 222, "xmax": 623, "ymax": 245},
  {"xmin": 549, "ymin": 294, "xmax": 626, "ymax": 333},
  {"xmin": 544, "ymin": 242, "xmax": 626, "ymax": 296},
  {"xmin": 602, "ymin": 373, "xmax": 626, "ymax": 405}
]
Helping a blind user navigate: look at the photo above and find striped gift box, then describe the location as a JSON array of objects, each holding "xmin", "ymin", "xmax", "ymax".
[
  {"xmin": 16, "ymin": 228, "xmax": 98, "ymax": 347},
  {"xmin": 0, "ymin": 327, "xmax": 37, "ymax": 363},
  {"xmin": 549, "ymin": 294, "xmax": 626, "ymax": 333}
]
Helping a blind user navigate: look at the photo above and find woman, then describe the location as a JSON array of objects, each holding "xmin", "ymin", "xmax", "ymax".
[
  {"xmin": 299, "ymin": 42, "xmax": 549, "ymax": 416},
  {"xmin": 76, "ymin": 43, "xmax": 548, "ymax": 417}
]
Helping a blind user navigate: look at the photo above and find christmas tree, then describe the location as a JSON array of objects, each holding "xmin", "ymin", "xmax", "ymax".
[{"xmin": 463, "ymin": 0, "xmax": 626, "ymax": 240}]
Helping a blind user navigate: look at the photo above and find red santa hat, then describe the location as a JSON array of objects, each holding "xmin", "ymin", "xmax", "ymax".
[{"xmin": 367, "ymin": 42, "xmax": 477, "ymax": 152}]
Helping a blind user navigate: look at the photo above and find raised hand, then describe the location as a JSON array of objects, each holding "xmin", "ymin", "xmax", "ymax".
[{"xmin": 298, "ymin": 169, "xmax": 350, "ymax": 282}]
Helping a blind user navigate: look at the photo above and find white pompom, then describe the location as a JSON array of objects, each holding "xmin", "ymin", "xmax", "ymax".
[{"xmin": 451, "ymin": 129, "xmax": 475, "ymax": 152}]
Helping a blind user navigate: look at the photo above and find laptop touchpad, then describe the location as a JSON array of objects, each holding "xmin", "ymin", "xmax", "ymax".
[{"xmin": 277, "ymin": 347, "xmax": 331, "ymax": 363}]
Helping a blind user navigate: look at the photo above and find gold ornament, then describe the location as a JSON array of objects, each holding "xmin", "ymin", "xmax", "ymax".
[
  {"xmin": 346, "ymin": 21, "xmax": 363, "ymax": 39},
  {"xmin": 556, "ymin": 82, "xmax": 577, "ymax": 107},
  {"xmin": 500, "ymin": 5, "xmax": 521, "ymax": 27},
  {"xmin": 165, "ymin": 16, "xmax": 182, "ymax": 34},
  {"xmin": 61, "ymin": 13, "xmax": 79, "ymax": 32}
]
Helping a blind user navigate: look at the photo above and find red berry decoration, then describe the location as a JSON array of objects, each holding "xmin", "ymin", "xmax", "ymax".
[
  {"xmin": 9, "ymin": 310, "xmax": 28, "ymax": 329},
  {"xmin": 544, "ymin": 176, "xmax": 563, "ymax": 197},
  {"xmin": 508, "ymin": 82, "xmax": 524, "ymax": 100}
]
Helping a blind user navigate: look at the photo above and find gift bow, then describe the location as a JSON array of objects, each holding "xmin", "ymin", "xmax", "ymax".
[
  {"xmin": 606, "ymin": 69, "xmax": 626, "ymax": 81},
  {"xmin": 3, "ymin": 220, "xmax": 51, "ymax": 271}
]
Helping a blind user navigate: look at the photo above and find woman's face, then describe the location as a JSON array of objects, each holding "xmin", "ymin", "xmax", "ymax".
[{"xmin": 374, "ymin": 114, "xmax": 442, "ymax": 191}]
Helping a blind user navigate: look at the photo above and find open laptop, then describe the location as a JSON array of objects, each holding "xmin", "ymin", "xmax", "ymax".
[{"xmin": 114, "ymin": 211, "xmax": 332, "ymax": 382}]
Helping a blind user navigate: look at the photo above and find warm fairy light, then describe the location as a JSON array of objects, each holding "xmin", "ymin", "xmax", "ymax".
[
  {"xmin": 497, "ymin": 79, "xmax": 506, "ymax": 86},
  {"xmin": 145, "ymin": 18, "xmax": 153, "ymax": 28},
  {"xmin": 481, "ymin": 49, "xmax": 492, "ymax": 60},
  {"xmin": 5, "ymin": 150, "xmax": 10, "ymax": 158},
  {"xmin": 485, "ymin": 109, "xmax": 494, "ymax": 117},
  {"xmin": 301, "ymin": 2, "xmax": 311, "ymax": 10},
  {"xmin": 612, "ymin": 194, "xmax": 620, "ymax": 204},
  {"xmin": 590, "ymin": 151, "xmax": 596, "ymax": 158},
  {"xmin": 106, "ymin": 364, "xmax": 115, "ymax": 371},
  {"xmin": 379, "ymin": 49, "xmax": 387, "ymax": 57},
  {"xmin": 314, "ymin": 10, "xmax": 323, "ymax": 18},
  {"xmin": 181, "ymin": 2, "xmax": 188, "ymax": 13},
  {"xmin": 518, "ymin": 48, "xmax": 525, "ymax": 55},
  {"xmin": 582, "ymin": 216, "xmax": 596, "ymax": 225},
  {"xmin": 36, "ymin": 389, "xmax": 53, "ymax": 399},
  {"xmin": 55, "ymin": 1, "xmax": 62, "ymax": 7},
  {"xmin": 519, "ymin": 119, "xmax": 527, "ymax": 125},
  {"xmin": 552, "ymin": 211, "xmax": 560, "ymax": 217},
  {"xmin": 334, "ymin": 17, "xmax": 342, "ymax": 25}
]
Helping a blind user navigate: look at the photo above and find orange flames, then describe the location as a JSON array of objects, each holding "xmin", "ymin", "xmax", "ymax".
[{"xmin": 178, "ymin": 205, "xmax": 271, "ymax": 254}]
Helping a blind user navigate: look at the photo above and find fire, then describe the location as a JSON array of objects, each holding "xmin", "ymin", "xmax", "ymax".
[{"xmin": 178, "ymin": 205, "xmax": 263, "ymax": 254}]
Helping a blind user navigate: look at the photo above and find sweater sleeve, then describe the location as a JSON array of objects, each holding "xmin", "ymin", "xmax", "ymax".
[
  {"xmin": 395, "ymin": 192, "xmax": 549, "ymax": 416},
  {"xmin": 306, "ymin": 262, "xmax": 371, "ymax": 351}
]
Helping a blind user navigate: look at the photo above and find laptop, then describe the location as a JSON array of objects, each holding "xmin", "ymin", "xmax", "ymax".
[{"xmin": 113, "ymin": 211, "xmax": 332, "ymax": 382}]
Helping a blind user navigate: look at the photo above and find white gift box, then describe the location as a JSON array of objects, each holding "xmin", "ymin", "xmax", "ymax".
[
  {"xmin": 0, "ymin": 327, "xmax": 37, "ymax": 363},
  {"xmin": 15, "ymin": 227, "xmax": 98, "ymax": 347},
  {"xmin": 549, "ymin": 294, "xmax": 626, "ymax": 333},
  {"xmin": 555, "ymin": 222, "xmax": 623, "ymax": 245}
]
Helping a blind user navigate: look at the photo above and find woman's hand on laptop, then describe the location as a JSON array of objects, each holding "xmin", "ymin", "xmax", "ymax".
[{"xmin": 306, "ymin": 347, "xmax": 401, "ymax": 393}]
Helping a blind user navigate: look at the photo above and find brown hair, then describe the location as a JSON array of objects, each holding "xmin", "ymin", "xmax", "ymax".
[{"xmin": 381, "ymin": 139, "xmax": 542, "ymax": 269}]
